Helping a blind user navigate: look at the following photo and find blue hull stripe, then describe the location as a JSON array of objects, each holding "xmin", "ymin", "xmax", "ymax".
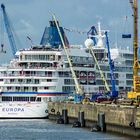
[{"xmin": 1, "ymin": 92, "xmax": 70, "ymax": 95}]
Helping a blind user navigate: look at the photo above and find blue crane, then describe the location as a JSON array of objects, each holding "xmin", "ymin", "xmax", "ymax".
[
  {"xmin": 105, "ymin": 31, "xmax": 118, "ymax": 98},
  {"xmin": 1, "ymin": 4, "xmax": 17, "ymax": 57}
]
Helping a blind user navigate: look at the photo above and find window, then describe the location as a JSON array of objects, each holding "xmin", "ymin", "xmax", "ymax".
[
  {"xmin": 62, "ymin": 86, "xmax": 75, "ymax": 92},
  {"xmin": 16, "ymin": 87, "xmax": 20, "ymax": 91},
  {"xmin": 27, "ymin": 79, "xmax": 31, "ymax": 83},
  {"xmin": 47, "ymin": 79, "xmax": 52, "ymax": 82},
  {"xmin": 44, "ymin": 87, "xmax": 49, "ymax": 90},
  {"xmin": 48, "ymin": 72, "xmax": 52, "ymax": 77},
  {"xmin": 64, "ymin": 79, "xmax": 70, "ymax": 84},
  {"xmin": 10, "ymin": 79, "xmax": 14, "ymax": 83},
  {"xmin": 7, "ymin": 87, "xmax": 12, "ymax": 90},
  {"xmin": 33, "ymin": 87, "xmax": 37, "ymax": 91},
  {"xmin": 30, "ymin": 97, "xmax": 36, "ymax": 101},
  {"xmin": 35, "ymin": 79, "xmax": 39, "ymax": 84},
  {"xmin": 36, "ymin": 97, "xmax": 41, "ymax": 102},
  {"xmin": 18, "ymin": 79, "xmax": 23, "ymax": 83},
  {"xmin": 2, "ymin": 96, "xmax": 12, "ymax": 101},
  {"xmin": 24, "ymin": 87, "xmax": 28, "ymax": 91},
  {"xmin": 126, "ymin": 74, "xmax": 133, "ymax": 79},
  {"xmin": 13, "ymin": 97, "xmax": 29, "ymax": 101}
]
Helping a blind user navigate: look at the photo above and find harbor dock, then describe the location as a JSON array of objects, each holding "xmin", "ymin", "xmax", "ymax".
[{"xmin": 48, "ymin": 101, "xmax": 140, "ymax": 138}]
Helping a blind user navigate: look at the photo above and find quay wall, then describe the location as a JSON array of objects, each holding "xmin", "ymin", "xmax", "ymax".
[{"xmin": 48, "ymin": 102, "xmax": 140, "ymax": 137}]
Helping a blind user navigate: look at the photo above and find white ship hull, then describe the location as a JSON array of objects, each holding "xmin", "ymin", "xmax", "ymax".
[{"xmin": 0, "ymin": 102, "xmax": 48, "ymax": 118}]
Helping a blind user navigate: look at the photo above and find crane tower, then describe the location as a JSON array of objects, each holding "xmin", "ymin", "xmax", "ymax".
[
  {"xmin": 128, "ymin": 0, "xmax": 140, "ymax": 99},
  {"xmin": 1, "ymin": 4, "xmax": 17, "ymax": 57}
]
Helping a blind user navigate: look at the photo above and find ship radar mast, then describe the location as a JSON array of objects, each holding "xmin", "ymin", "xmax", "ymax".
[{"xmin": 95, "ymin": 22, "xmax": 105, "ymax": 48}]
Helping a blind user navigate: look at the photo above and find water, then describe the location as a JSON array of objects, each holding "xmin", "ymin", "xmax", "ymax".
[{"xmin": 0, "ymin": 119, "xmax": 138, "ymax": 140}]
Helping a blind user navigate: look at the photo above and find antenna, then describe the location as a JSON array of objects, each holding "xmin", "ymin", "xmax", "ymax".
[{"xmin": 27, "ymin": 36, "xmax": 33, "ymax": 46}]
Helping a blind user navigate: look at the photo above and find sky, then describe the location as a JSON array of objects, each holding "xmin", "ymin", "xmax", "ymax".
[{"xmin": 0, "ymin": 0, "xmax": 139, "ymax": 64}]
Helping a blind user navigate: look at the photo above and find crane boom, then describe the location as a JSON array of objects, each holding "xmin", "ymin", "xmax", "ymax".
[
  {"xmin": 105, "ymin": 31, "xmax": 118, "ymax": 97},
  {"xmin": 1, "ymin": 4, "xmax": 17, "ymax": 57},
  {"xmin": 85, "ymin": 40, "xmax": 110, "ymax": 92},
  {"xmin": 52, "ymin": 14, "xmax": 83, "ymax": 95}
]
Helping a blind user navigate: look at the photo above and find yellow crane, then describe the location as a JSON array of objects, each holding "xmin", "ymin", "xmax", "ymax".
[
  {"xmin": 128, "ymin": 0, "xmax": 140, "ymax": 100},
  {"xmin": 52, "ymin": 14, "xmax": 83, "ymax": 101}
]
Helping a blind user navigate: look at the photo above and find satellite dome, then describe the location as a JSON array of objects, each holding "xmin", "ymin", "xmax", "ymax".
[{"xmin": 84, "ymin": 38, "xmax": 94, "ymax": 48}]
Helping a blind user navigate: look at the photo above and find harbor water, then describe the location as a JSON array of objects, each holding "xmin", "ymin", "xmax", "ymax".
[{"xmin": 0, "ymin": 119, "xmax": 138, "ymax": 140}]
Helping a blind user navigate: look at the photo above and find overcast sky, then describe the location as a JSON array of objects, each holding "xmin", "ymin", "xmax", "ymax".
[{"xmin": 0, "ymin": 0, "xmax": 139, "ymax": 64}]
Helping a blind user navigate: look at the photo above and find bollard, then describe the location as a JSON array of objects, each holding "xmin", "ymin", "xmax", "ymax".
[
  {"xmin": 98, "ymin": 113, "xmax": 106, "ymax": 132},
  {"xmin": 72, "ymin": 111, "xmax": 81, "ymax": 127},
  {"xmin": 62, "ymin": 109, "xmax": 68, "ymax": 124},
  {"xmin": 78, "ymin": 111, "xmax": 80, "ymax": 122},
  {"xmin": 77, "ymin": 111, "xmax": 85, "ymax": 127},
  {"xmin": 79, "ymin": 111, "xmax": 85, "ymax": 127}
]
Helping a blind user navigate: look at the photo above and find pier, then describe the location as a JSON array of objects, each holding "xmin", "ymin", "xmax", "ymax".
[{"xmin": 48, "ymin": 101, "xmax": 140, "ymax": 137}]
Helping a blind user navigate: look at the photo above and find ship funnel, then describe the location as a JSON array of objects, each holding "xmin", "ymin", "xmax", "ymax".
[{"xmin": 40, "ymin": 20, "xmax": 69, "ymax": 48}]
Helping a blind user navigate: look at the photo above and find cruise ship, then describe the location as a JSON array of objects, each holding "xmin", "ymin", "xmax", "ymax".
[{"xmin": 0, "ymin": 20, "xmax": 133, "ymax": 118}]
